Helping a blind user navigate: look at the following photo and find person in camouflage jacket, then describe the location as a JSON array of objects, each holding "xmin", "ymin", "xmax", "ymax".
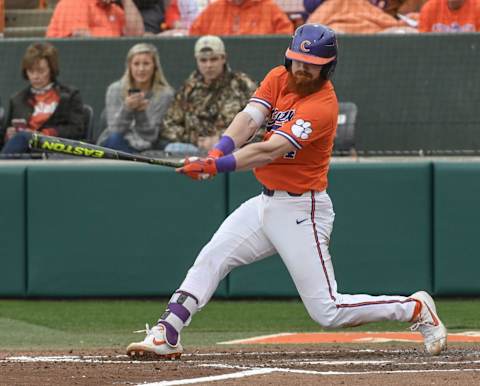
[{"xmin": 162, "ymin": 35, "xmax": 257, "ymax": 153}]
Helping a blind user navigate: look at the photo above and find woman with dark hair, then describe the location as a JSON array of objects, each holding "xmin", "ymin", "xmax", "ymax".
[
  {"xmin": 97, "ymin": 43, "xmax": 174, "ymax": 152},
  {"xmin": 1, "ymin": 42, "xmax": 84, "ymax": 154}
]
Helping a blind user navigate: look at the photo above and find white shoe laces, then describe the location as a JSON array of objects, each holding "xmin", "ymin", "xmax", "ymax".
[
  {"xmin": 410, "ymin": 321, "xmax": 432, "ymax": 332},
  {"xmin": 410, "ymin": 311, "xmax": 439, "ymax": 343},
  {"xmin": 133, "ymin": 323, "xmax": 152, "ymax": 335}
]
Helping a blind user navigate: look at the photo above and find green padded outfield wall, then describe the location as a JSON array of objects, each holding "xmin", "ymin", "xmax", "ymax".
[
  {"xmin": 228, "ymin": 163, "xmax": 433, "ymax": 297},
  {"xmin": 328, "ymin": 162, "xmax": 432, "ymax": 295},
  {"xmin": 1, "ymin": 34, "xmax": 480, "ymax": 151},
  {"xmin": 26, "ymin": 163, "xmax": 227, "ymax": 297},
  {"xmin": 434, "ymin": 163, "xmax": 480, "ymax": 295},
  {"xmin": 0, "ymin": 165, "xmax": 27, "ymax": 296},
  {"xmin": 3, "ymin": 160, "xmax": 480, "ymax": 297}
]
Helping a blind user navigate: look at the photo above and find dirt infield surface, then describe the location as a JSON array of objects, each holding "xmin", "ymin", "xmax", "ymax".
[{"xmin": 1, "ymin": 343, "xmax": 480, "ymax": 385}]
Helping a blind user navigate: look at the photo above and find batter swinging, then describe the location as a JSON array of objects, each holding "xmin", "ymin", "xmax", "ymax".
[{"xmin": 127, "ymin": 24, "xmax": 447, "ymax": 359}]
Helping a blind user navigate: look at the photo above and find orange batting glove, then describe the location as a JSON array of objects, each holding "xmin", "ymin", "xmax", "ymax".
[
  {"xmin": 207, "ymin": 148, "xmax": 224, "ymax": 159},
  {"xmin": 176, "ymin": 157, "xmax": 218, "ymax": 180}
]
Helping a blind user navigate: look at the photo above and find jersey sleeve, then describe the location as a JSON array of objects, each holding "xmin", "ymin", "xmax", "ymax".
[
  {"xmin": 249, "ymin": 67, "xmax": 282, "ymax": 111},
  {"xmin": 273, "ymin": 94, "xmax": 338, "ymax": 150},
  {"xmin": 476, "ymin": 2, "xmax": 480, "ymax": 30},
  {"xmin": 418, "ymin": 1, "xmax": 433, "ymax": 33}
]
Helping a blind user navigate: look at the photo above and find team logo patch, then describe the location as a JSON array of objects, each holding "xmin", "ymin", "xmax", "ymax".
[
  {"xmin": 300, "ymin": 40, "xmax": 311, "ymax": 53},
  {"xmin": 291, "ymin": 119, "xmax": 312, "ymax": 140}
]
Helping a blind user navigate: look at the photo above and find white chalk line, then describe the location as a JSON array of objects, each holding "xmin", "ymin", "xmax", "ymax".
[
  {"xmin": 0, "ymin": 350, "xmax": 387, "ymax": 363},
  {"xmin": 2, "ymin": 350, "xmax": 480, "ymax": 365},
  {"xmin": 2, "ymin": 354, "xmax": 479, "ymax": 386},
  {"xmin": 139, "ymin": 368, "xmax": 275, "ymax": 386},
  {"xmin": 0, "ymin": 347, "xmax": 456, "ymax": 363},
  {"xmin": 3, "ymin": 355, "xmax": 480, "ymax": 369},
  {"xmin": 139, "ymin": 367, "xmax": 480, "ymax": 386}
]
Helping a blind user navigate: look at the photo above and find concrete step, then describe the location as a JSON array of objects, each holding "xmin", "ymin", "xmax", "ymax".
[
  {"xmin": 5, "ymin": 9, "xmax": 53, "ymax": 28},
  {"xmin": 4, "ymin": 26, "xmax": 47, "ymax": 38},
  {"xmin": 5, "ymin": 0, "xmax": 40, "ymax": 9}
]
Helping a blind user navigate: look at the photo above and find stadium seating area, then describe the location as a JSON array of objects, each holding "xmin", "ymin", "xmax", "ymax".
[
  {"xmin": 3, "ymin": 0, "xmax": 57, "ymax": 38},
  {"xmin": 1, "ymin": 0, "xmax": 306, "ymax": 38}
]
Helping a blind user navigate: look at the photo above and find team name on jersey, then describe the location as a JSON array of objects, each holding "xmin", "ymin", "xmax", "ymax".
[
  {"xmin": 432, "ymin": 23, "xmax": 476, "ymax": 32},
  {"xmin": 266, "ymin": 108, "xmax": 295, "ymax": 131}
]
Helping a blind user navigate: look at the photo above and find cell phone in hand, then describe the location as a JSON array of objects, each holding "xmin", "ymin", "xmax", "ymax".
[{"xmin": 128, "ymin": 88, "xmax": 142, "ymax": 95}]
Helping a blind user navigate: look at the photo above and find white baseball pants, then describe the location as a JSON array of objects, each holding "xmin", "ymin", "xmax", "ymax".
[{"xmin": 179, "ymin": 190, "xmax": 417, "ymax": 328}]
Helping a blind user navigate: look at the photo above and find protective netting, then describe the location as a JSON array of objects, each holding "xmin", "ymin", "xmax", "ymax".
[{"xmin": 1, "ymin": 1, "xmax": 479, "ymax": 156}]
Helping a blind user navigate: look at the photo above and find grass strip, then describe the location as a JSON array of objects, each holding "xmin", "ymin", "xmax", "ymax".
[{"xmin": 0, "ymin": 298, "xmax": 478, "ymax": 350}]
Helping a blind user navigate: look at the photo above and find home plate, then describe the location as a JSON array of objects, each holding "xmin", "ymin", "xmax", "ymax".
[{"xmin": 218, "ymin": 331, "xmax": 480, "ymax": 345}]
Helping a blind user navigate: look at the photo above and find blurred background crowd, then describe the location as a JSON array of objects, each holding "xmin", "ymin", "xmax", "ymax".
[{"xmin": 0, "ymin": 0, "xmax": 478, "ymax": 157}]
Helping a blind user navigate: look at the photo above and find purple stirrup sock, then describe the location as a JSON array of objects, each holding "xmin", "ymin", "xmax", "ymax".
[
  {"xmin": 157, "ymin": 291, "xmax": 199, "ymax": 347},
  {"xmin": 214, "ymin": 135, "xmax": 235, "ymax": 155},
  {"xmin": 215, "ymin": 154, "xmax": 236, "ymax": 173},
  {"xmin": 158, "ymin": 321, "xmax": 178, "ymax": 346}
]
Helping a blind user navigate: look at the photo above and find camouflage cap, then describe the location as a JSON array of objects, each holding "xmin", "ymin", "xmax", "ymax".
[{"xmin": 194, "ymin": 35, "xmax": 226, "ymax": 57}]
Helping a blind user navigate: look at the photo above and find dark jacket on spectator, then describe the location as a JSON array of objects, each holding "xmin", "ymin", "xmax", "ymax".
[
  {"xmin": 134, "ymin": 0, "xmax": 165, "ymax": 33},
  {"xmin": 0, "ymin": 82, "xmax": 85, "ymax": 147}
]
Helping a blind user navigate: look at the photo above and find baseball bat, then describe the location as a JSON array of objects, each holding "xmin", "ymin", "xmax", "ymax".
[{"xmin": 29, "ymin": 133, "xmax": 183, "ymax": 168}]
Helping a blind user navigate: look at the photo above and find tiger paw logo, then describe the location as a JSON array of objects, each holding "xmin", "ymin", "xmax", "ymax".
[{"xmin": 291, "ymin": 119, "xmax": 312, "ymax": 140}]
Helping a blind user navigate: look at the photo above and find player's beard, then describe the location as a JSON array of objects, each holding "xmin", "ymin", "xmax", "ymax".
[{"xmin": 287, "ymin": 70, "xmax": 325, "ymax": 97}]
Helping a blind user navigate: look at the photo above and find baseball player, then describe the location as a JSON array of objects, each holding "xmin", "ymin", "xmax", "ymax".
[{"xmin": 127, "ymin": 23, "xmax": 447, "ymax": 359}]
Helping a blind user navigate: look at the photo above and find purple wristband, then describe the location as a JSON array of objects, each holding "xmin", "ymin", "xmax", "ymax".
[
  {"xmin": 215, "ymin": 154, "xmax": 236, "ymax": 173},
  {"xmin": 214, "ymin": 135, "xmax": 235, "ymax": 155}
]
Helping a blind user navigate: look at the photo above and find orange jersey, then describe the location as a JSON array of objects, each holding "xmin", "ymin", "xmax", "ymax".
[
  {"xmin": 28, "ymin": 88, "xmax": 60, "ymax": 131},
  {"xmin": 46, "ymin": 0, "xmax": 125, "ymax": 38},
  {"xmin": 189, "ymin": 0, "xmax": 293, "ymax": 36},
  {"xmin": 252, "ymin": 66, "xmax": 338, "ymax": 194},
  {"xmin": 419, "ymin": 0, "xmax": 480, "ymax": 32}
]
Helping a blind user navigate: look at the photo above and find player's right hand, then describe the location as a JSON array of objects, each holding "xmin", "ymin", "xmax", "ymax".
[
  {"xmin": 176, "ymin": 157, "xmax": 217, "ymax": 180},
  {"xmin": 207, "ymin": 148, "xmax": 224, "ymax": 159}
]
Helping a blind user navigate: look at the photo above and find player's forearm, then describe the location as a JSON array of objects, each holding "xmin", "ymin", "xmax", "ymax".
[
  {"xmin": 233, "ymin": 140, "xmax": 287, "ymax": 171},
  {"xmin": 122, "ymin": 0, "xmax": 145, "ymax": 36},
  {"xmin": 222, "ymin": 112, "xmax": 261, "ymax": 150}
]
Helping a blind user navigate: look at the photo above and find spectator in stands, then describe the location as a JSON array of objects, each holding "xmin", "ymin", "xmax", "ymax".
[
  {"xmin": 161, "ymin": 0, "xmax": 202, "ymax": 34},
  {"xmin": 189, "ymin": 0, "xmax": 293, "ymax": 36},
  {"xmin": 303, "ymin": 0, "xmax": 324, "ymax": 17},
  {"xmin": 97, "ymin": 43, "xmax": 174, "ymax": 153},
  {"xmin": 369, "ymin": 0, "xmax": 427, "ymax": 18},
  {"xmin": 304, "ymin": 0, "xmax": 426, "ymax": 20},
  {"xmin": 1, "ymin": 42, "xmax": 84, "ymax": 154},
  {"xmin": 419, "ymin": 0, "xmax": 480, "ymax": 32},
  {"xmin": 162, "ymin": 35, "xmax": 257, "ymax": 154},
  {"xmin": 46, "ymin": 0, "xmax": 145, "ymax": 38},
  {"xmin": 307, "ymin": 0, "xmax": 415, "ymax": 34},
  {"xmin": 134, "ymin": 0, "xmax": 165, "ymax": 34}
]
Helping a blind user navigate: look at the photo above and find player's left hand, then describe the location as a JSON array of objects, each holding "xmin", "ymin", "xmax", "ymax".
[{"xmin": 176, "ymin": 157, "xmax": 217, "ymax": 180}]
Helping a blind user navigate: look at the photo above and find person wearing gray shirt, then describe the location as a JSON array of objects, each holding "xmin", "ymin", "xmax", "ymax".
[{"xmin": 98, "ymin": 43, "xmax": 174, "ymax": 152}]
